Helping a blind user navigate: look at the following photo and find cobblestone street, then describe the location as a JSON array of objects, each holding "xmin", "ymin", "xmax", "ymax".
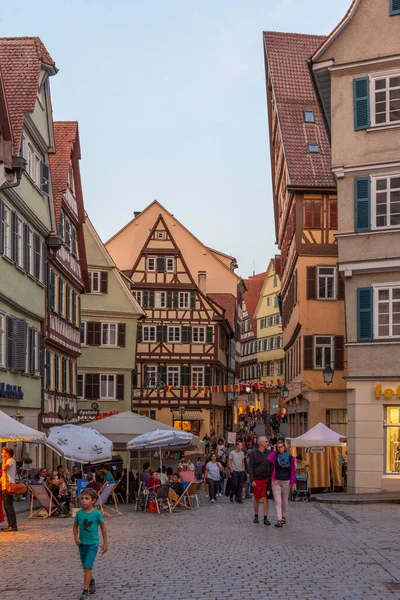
[{"xmin": 2, "ymin": 496, "xmax": 400, "ymax": 600}]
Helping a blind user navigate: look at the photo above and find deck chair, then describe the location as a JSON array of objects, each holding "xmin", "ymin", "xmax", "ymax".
[
  {"xmin": 135, "ymin": 482, "xmax": 149, "ymax": 512},
  {"xmin": 94, "ymin": 480, "xmax": 123, "ymax": 517},
  {"xmin": 27, "ymin": 483, "xmax": 62, "ymax": 519},
  {"xmin": 170, "ymin": 481, "xmax": 191, "ymax": 512},
  {"xmin": 155, "ymin": 484, "xmax": 172, "ymax": 514},
  {"xmin": 186, "ymin": 480, "xmax": 202, "ymax": 508}
]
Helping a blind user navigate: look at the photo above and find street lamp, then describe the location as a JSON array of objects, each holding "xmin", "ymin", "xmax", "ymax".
[
  {"xmin": 178, "ymin": 405, "xmax": 186, "ymax": 431},
  {"xmin": 279, "ymin": 385, "xmax": 289, "ymax": 400},
  {"xmin": 323, "ymin": 365, "xmax": 334, "ymax": 385}
]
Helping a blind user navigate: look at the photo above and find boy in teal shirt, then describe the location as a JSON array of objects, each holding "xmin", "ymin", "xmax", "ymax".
[{"xmin": 73, "ymin": 488, "xmax": 108, "ymax": 599}]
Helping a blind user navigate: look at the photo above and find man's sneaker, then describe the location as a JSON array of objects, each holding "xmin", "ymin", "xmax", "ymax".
[
  {"xmin": 264, "ymin": 517, "xmax": 271, "ymax": 526},
  {"xmin": 211, "ymin": 498, "xmax": 216, "ymax": 503},
  {"xmin": 2, "ymin": 526, "xmax": 18, "ymax": 532},
  {"xmin": 253, "ymin": 515, "xmax": 259, "ymax": 523},
  {"xmin": 79, "ymin": 591, "xmax": 89, "ymax": 600},
  {"xmin": 89, "ymin": 579, "xmax": 96, "ymax": 594},
  {"xmin": 229, "ymin": 495, "xmax": 233, "ymax": 503}
]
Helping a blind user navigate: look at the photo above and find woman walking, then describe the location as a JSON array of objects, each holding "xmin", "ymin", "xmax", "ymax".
[
  {"xmin": 268, "ymin": 441, "xmax": 296, "ymax": 527},
  {"xmin": 204, "ymin": 453, "xmax": 223, "ymax": 503}
]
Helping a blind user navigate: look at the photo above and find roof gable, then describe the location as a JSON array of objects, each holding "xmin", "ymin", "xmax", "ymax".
[
  {"xmin": 242, "ymin": 272, "xmax": 265, "ymax": 335},
  {"xmin": 0, "ymin": 37, "xmax": 57, "ymax": 155},
  {"xmin": 312, "ymin": 1, "xmax": 358, "ymax": 62},
  {"xmin": 254, "ymin": 260, "xmax": 275, "ymax": 319},
  {"xmin": 49, "ymin": 121, "xmax": 79, "ymax": 225}
]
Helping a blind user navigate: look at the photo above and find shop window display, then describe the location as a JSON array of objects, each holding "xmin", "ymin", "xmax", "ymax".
[{"xmin": 385, "ymin": 406, "xmax": 400, "ymax": 473}]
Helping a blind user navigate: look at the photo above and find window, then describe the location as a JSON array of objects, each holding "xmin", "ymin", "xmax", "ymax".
[
  {"xmin": 102, "ymin": 323, "xmax": 117, "ymax": 346},
  {"xmin": 168, "ymin": 326, "xmax": 181, "ymax": 342},
  {"xmin": 274, "ymin": 314, "xmax": 280, "ymax": 325},
  {"xmin": 22, "ymin": 134, "xmax": 41, "ymax": 187},
  {"xmin": 276, "ymin": 359, "xmax": 284, "ymax": 376},
  {"xmin": 147, "ymin": 257, "xmax": 156, "ymax": 272},
  {"xmin": 266, "ymin": 297, "xmax": 272, "ymax": 306},
  {"xmin": 317, "ymin": 266, "xmax": 336, "ymax": 299},
  {"xmin": 329, "ymin": 201, "xmax": 338, "ymax": 229},
  {"xmin": 80, "ymin": 322, "xmax": 87, "ymax": 345},
  {"xmin": 77, "ymin": 374, "xmax": 84, "ymax": 398},
  {"xmin": 144, "ymin": 365, "xmax": 158, "ymax": 387},
  {"xmin": 385, "ymin": 406, "xmax": 400, "ymax": 473},
  {"xmin": 192, "ymin": 326, "xmax": 205, "ymax": 343},
  {"xmin": 71, "ymin": 227, "xmax": 77, "ymax": 256},
  {"xmin": 155, "ymin": 291, "xmax": 166, "ymax": 308},
  {"xmin": 192, "ymin": 366, "xmax": 204, "ymax": 387},
  {"xmin": 15, "ymin": 216, "xmax": 23, "ymax": 267},
  {"xmin": 26, "ymin": 226, "xmax": 33, "ymax": 275},
  {"xmin": 374, "ymin": 285, "xmax": 400, "ymax": 338},
  {"xmin": 132, "ymin": 290, "xmax": 142, "ymax": 305},
  {"xmin": 0, "ymin": 313, "xmax": 4, "ymax": 367},
  {"xmin": 2, "ymin": 203, "xmax": 11, "ymax": 258},
  {"xmin": 326, "ymin": 409, "xmax": 347, "ymax": 427},
  {"xmin": 372, "ymin": 175, "xmax": 400, "ymax": 228},
  {"xmin": 89, "ymin": 271, "xmax": 100, "ymax": 293},
  {"xmin": 314, "ymin": 336, "xmax": 333, "ymax": 369},
  {"xmin": 179, "ymin": 292, "xmax": 190, "ymax": 308},
  {"xmin": 304, "ymin": 111, "xmax": 315, "ymax": 123},
  {"xmin": 143, "ymin": 326, "xmax": 156, "ymax": 342},
  {"xmin": 308, "ymin": 144, "xmax": 319, "ymax": 153},
  {"xmin": 156, "ymin": 231, "xmax": 165, "ymax": 239},
  {"xmin": 304, "ymin": 200, "xmax": 322, "ymax": 228},
  {"xmin": 166, "ymin": 258, "xmax": 175, "ymax": 272},
  {"xmin": 262, "ymin": 361, "xmax": 273, "ymax": 377},
  {"xmin": 371, "ymin": 73, "xmax": 400, "ymax": 126},
  {"xmin": 68, "ymin": 164, "xmax": 75, "ymax": 193},
  {"xmin": 260, "ymin": 318, "xmax": 267, "ymax": 329},
  {"xmin": 167, "ymin": 366, "xmax": 180, "ymax": 387},
  {"xmin": 100, "ymin": 374, "xmax": 115, "ymax": 399}
]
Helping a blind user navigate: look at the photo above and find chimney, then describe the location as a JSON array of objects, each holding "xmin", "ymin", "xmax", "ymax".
[
  {"xmin": 198, "ymin": 271, "xmax": 206, "ymax": 295},
  {"xmin": 134, "ymin": 211, "xmax": 141, "ymax": 218}
]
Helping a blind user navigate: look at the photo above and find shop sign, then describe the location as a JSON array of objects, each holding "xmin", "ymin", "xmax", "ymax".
[
  {"xmin": 0, "ymin": 383, "xmax": 23, "ymax": 400},
  {"xmin": 306, "ymin": 447, "xmax": 325, "ymax": 453},
  {"xmin": 375, "ymin": 384, "xmax": 400, "ymax": 399},
  {"xmin": 77, "ymin": 409, "xmax": 99, "ymax": 421}
]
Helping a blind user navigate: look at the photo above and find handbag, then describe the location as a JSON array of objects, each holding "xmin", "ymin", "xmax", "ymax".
[{"xmin": 6, "ymin": 481, "xmax": 27, "ymax": 495}]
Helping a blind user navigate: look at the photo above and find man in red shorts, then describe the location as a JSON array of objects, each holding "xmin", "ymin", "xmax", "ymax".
[{"xmin": 248, "ymin": 436, "xmax": 272, "ymax": 525}]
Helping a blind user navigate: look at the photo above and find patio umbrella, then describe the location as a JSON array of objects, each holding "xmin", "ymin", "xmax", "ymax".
[
  {"xmin": 46, "ymin": 424, "xmax": 113, "ymax": 465},
  {"xmin": 0, "ymin": 409, "xmax": 46, "ymax": 442}
]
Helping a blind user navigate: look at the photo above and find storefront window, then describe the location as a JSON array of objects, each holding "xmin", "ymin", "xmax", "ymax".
[{"xmin": 385, "ymin": 406, "xmax": 400, "ymax": 473}]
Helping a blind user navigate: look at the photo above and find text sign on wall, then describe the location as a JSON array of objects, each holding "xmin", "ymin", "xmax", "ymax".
[
  {"xmin": 375, "ymin": 384, "xmax": 400, "ymax": 399},
  {"xmin": 0, "ymin": 383, "xmax": 23, "ymax": 399}
]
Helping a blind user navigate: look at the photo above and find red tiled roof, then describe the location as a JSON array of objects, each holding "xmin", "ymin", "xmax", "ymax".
[
  {"xmin": 0, "ymin": 37, "xmax": 57, "ymax": 155},
  {"xmin": 263, "ymin": 31, "xmax": 335, "ymax": 188},
  {"xmin": 243, "ymin": 273, "xmax": 265, "ymax": 335},
  {"xmin": 49, "ymin": 121, "xmax": 78, "ymax": 224},
  {"xmin": 208, "ymin": 293, "xmax": 236, "ymax": 331}
]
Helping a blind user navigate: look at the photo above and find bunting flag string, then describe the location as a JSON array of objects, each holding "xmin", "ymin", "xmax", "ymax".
[{"xmin": 163, "ymin": 380, "xmax": 282, "ymax": 394}]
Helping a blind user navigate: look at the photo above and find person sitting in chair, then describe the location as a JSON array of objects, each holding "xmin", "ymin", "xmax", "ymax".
[
  {"xmin": 87, "ymin": 472, "xmax": 101, "ymax": 492},
  {"xmin": 145, "ymin": 471, "xmax": 161, "ymax": 498},
  {"xmin": 46, "ymin": 475, "xmax": 69, "ymax": 516},
  {"xmin": 168, "ymin": 473, "xmax": 185, "ymax": 503}
]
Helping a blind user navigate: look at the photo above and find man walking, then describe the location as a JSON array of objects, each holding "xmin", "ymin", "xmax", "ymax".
[
  {"xmin": 249, "ymin": 436, "xmax": 271, "ymax": 525},
  {"xmin": 228, "ymin": 441, "xmax": 245, "ymax": 504},
  {"xmin": 1, "ymin": 447, "xmax": 18, "ymax": 532}
]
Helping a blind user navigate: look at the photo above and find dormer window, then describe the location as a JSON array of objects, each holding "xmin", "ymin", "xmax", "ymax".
[
  {"xmin": 156, "ymin": 231, "xmax": 166, "ymax": 240},
  {"xmin": 309, "ymin": 144, "xmax": 319, "ymax": 153},
  {"xmin": 304, "ymin": 111, "xmax": 315, "ymax": 123}
]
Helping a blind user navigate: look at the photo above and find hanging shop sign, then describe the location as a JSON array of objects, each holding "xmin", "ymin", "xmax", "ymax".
[
  {"xmin": 375, "ymin": 384, "xmax": 400, "ymax": 399},
  {"xmin": 0, "ymin": 383, "xmax": 23, "ymax": 400}
]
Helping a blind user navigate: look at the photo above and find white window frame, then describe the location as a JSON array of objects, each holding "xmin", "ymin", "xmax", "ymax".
[
  {"xmin": 179, "ymin": 292, "xmax": 190, "ymax": 309},
  {"xmin": 0, "ymin": 312, "xmax": 5, "ymax": 367},
  {"xmin": 167, "ymin": 366, "xmax": 180, "ymax": 387},
  {"xmin": 370, "ymin": 70, "xmax": 400, "ymax": 128},
  {"xmin": 26, "ymin": 226, "xmax": 33, "ymax": 276},
  {"xmin": 371, "ymin": 174, "xmax": 400, "ymax": 230},
  {"xmin": 314, "ymin": 335, "xmax": 333, "ymax": 370},
  {"xmin": 77, "ymin": 373, "xmax": 85, "ymax": 399},
  {"xmin": 143, "ymin": 326, "xmax": 156, "ymax": 342},
  {"xmin": 166, "ymin": 257, "xmax": 175, "ymax": 273},
  {"xmin": 89, "ymin": 271, "xmax": 101, "ymax": 293},
  {"xmin": 145, "ymin": 365, "xmax": 158, "ymax": 387},
  {"xmin": 317, "ymin": 266, "xmax": 337, "ymax": 300},
  {"xmin": 155, "ymin": 291, "xmax": 166, "ymax": 309},
  {"xmin": 192, "ymin": 326, "xmax": 206, "ymax": 343},
  {"xmin": 2, "ymin": 202, "xmax": 11, "ymax": 258},
  {"xmin": 101, "ymin": 323, "xmax": 118, "ymax": 347},
  {"xmin": 132, "ymin": 290, "xmax": 142, "ymax": 305},
  {"xmin": 147, "ymin": 257, "xmax": 156, "ymax": 272},
  {"xmin": 267, "ymin": 297, "xmax": 272, "ymax": 306},
  {"xmin": 156, "ymin": 231, "xmax": 165, "ymax": 239},
  {"xmin": 16, "ymin": 216, "xmax": 23, "ymax": 268},
  {"xmin": 81, "ymin": 321, "xmax": 87, "ymax": 346},
  {"xmin": 22, "ymin": 134, "xmax": 41, "ymax": 187},
  {"xmin": 168, "ymin": 326, "xmax": 181, "ymax": 343},
  {"xmin": 191, "ymin": 366, "xmax": 204, "ymax": 387},
  {"xmin": 373, "ymin": 282, "xmax": 400, "ymax": 339},
  {"xmin": 100, "ymin": 374, "xmax": 116, "ymax": 400}
]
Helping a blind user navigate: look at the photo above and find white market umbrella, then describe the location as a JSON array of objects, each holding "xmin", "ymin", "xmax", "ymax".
[
  {"xmin": 81, "ymin": 411, "xmax": 179, "ymax": 444},
  {"xmin": 286, "ymin": 422, "xmax": 346, "ymax": 448},
  {"xmin": 0, "ymin": 409, "xmax": 46, "ymax": 442},
  {"xmin": 46, "ymin": 424, "xmax": 113, "ymax": 464},
  {"xmin": 127, "ymin": 429, "xmax": 198, "ymax": 451}
]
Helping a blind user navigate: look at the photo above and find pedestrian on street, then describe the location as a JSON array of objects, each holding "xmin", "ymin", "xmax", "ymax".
[
  {"xmin": 268, "ymin": 441, "xmax": 296, "ymax": 527},
  {"xmin": 204, "ymin": 453, "xmax": 223, "ymax": 503},
  {"xmin": 73, "ymin": 488, "xmax": 108, "ymax": 599},
  {"xmin": 1, "ymin": 446, "xmax": 17, "ymax": 533},
  {"xmin": 249, "ymin": 436, "xmax": 272, "ymax": 525},
  {"xmin": 228, "ymin": 441, "xmax": 245, "ymax": 504}
]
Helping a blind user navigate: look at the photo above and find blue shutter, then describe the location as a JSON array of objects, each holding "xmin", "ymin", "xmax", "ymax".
[
  {"xmin": 354, "ymin": 177, "xmax": 371, "ymax": 232},
  {"xmin": 353, "ymin": 77, "xmax": 370, "ymax": 130},
  {"xmin": 357, "ymin": 287, "xmax": 373, "ymax": 342},
  {"xmin": 390, "ymin": 0, "xmax": 400, "ymax": 15}
]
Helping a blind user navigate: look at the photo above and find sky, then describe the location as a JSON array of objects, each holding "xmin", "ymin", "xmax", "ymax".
[{"xmin": 1, "ymin": 0, "xmax": 351, "ymax": 278}]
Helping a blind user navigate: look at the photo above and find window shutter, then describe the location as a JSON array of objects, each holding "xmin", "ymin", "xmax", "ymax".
[
  {"xmin": 29, "ymin": 328, "xmax": 36, "ymax": 374},
  {"xmin": 116, "ymin": 374, "xmax": 124, "ymax": 399},
  {"xmin": 303, "ymin": 336, "xmax": 314, "ymax": 370},
  {"xmin": 11, "ymin": 211, "xmax": 17, "ymax": 262},
  {"xmin": 69, "ymin": 360, "xmax": 74, "ymax": 394},
  {"xmin": 49, "ymin": 269, "xmax": 56, "ymax": 310},
  {"xmin": 42, "ymin": 241, "xmax": 47, "ymax": 285},
  {"xmin": 156, "ymin": 257, "xmax": 165, "ymax": 272},
  {"xmin": 390, "ymin": 0, "xmax": 400, "ymax": 16},
  {"xmin": 0, "ymin": 199, "xmax": 4, "ymax": 254},
  {"xmin": 85, "ymin": 374, "xmax": 93, "ymax": 399},
  {"xmin": 71, "ymin": 227, "xmax": 77, "ymax": 255},
  {"xmin": 163, "ymin": 325, "xmax": 168, "ymax": 342},
  {"xmin": 181, "ymin": 365, "xmax": 191, "ymax": 386},
  {"xmin": 61, "ymin": 357, "xmax": 67, "ymax": 392},
  {"xmin": 182, "ymin": 326, "xmax": 192, "ymax": 343},
  {"xmin": 156, "ymin": 325, "xmax": 163, "ymax": 342},
  {"xmin": 357, "ymin": 287, "xmax": 373, "ymax": 342},
  {"xmin": 132, "ymin": 370, "xmax": 138, "ymax": 387},
  {"xmin": 329, "ymin": 201, "xmax": 338, "ymax": 229},
  {"xmin": 353, "ymin": 76, "xmax": 370, "ymax": 130},
  {"xmin": 58, "ymin": 277, "xmax": 64, "ymax": 316},
  {"xmin": 205, "ymin": 366, "xmax": 212, "ymax": 386},
  {"xmin": 206, "ymin": 326, "xmax": 213, "ymax": 344},
  {"xmin": 33, "ymin": 233, "xmax": 41, "ymax": 280},
  {"xmin": 100, "ymin": 271, "xmax": 108, "ymax": 293},
  {"xmin": 94, "ymin": 322, "xmax": 101, "ymax": 346},
  {"xmin": 118, "ymin": 323, "xmax": 126, "ymax": 347},
  {"xmin": 190, "ymin": 292, "xmax": 196, "ymax": 309},
  {"xmin": 45, "ymin": 350, "xmax": 51, "ymax": 389},
  {"xmin": 338, "ymin": 273, "xmax": 345, "ymax": 300},
  {"xmin": 39, "ymin": 334, "xmax": 43, "ymax": 376},
  {"xmin": 86, "ymin": 322, "xmax": 94, "ymax": 345},
  {"xmin": 354, "ymin": 177, "xmax": 371, "ymax": 232},
  {"xmin": 59, "ymin": 212, "xmax": 64, "ymax": 241},
  {"xmin": 335, "ymin": 336, "xmax": 344, "ymax": 370},
  {"xmin": 166, "ymin": 291, "xmax": 172, "ymax": 308},
  {"xmin": 66, "ymin": 284, "xmax": 70, "ymax": 321},
  {"xmin": 40, "ymin": 161, "xmax": 50, "ymax": 196},
  {"xmin": 274, "ymin": 294, "xmax": 278, "ymax": 308},
  {"xmin": 142, "ymin": 291, "xmax": 149, "ymax": 308},
  {"xmin": 173, "ymin": 291, "xmax": 179, "ymax": 308},
  {"xmin": 158, "ymin": 365, "xmax": 167, "ymax": 385},
  {"xmin": 55, "ymin": 354, "xmax": 60, "ymax": 391},
  {"xmin": 80, "ymin": 323, "xmax": 85, "ymax": 344},
  {"xmin": 72, "ymin": 289, "xmax": 76, "ymax": 324},
  {"xmin": 137, "ymin": 323, "xmax": 142, "ymax": 343},
  {"xmin": 13, "ymin": 319, "xmax": 27, "ymax": 372},
  {"xmin": 93, "ymin": 374, "xmax": 100, "ymax": 399},
  {"xmin": 6, "ymin": 316, "xmax": 14, "ymax": 369},
  {"xmin": 306, "ymin": 266, "xmax": 316, "ymax": 300},
  {"xmin": 149, "ymin": 290, "xmax": 155, "ymax": 307},
  {"xmin": 23, "ymin": 224, "xmax": 29, "ymax": 272}
]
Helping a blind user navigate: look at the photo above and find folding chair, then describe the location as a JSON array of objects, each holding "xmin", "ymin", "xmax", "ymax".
[
  {"xmin": 135, "ymin": 482, "xmax": 149, "ymax": 512},
  {"xmin": 186, "ymin": 480, "xmax": 202, "ymax": 508},
  {"xmin": 27, "ymin": 483, "xmax": 62, "ymax": 519},
  {"xmin": 170, "ymin": 481, "xmax": 191, "ymax": 512},
  {"xmin": 155, "ymin": 484, "xmax": 172, "ymax": 514},
  {"xmin": 94, "ymin": 481, "xmax": 123, "ymax": 517}
]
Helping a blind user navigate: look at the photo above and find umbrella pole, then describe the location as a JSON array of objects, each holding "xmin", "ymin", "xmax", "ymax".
[
  {"xmin": 159, "ymin": 446, "xmax": 162, "ymax": 473},
  {"xmin": 126, "ymin": 451, "xmax": 130, "ymax": 505}
]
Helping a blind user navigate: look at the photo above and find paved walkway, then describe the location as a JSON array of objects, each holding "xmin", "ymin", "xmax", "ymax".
[{"xmin": 2, "ymin": 493, "xmax": 400, "ymax": 600}]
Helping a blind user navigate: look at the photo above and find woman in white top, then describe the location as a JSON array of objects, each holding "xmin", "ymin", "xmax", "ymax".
[{"xmin": 204, "ymin": 454, "xmax": 223, "ymax": 503}]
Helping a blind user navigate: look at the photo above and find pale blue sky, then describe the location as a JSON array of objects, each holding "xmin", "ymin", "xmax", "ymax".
[{"xmin": 2, "ymin": 0, "xmax": 351, "ymax": 277}]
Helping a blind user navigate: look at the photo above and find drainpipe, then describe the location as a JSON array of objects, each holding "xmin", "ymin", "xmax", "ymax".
[{"xmin": 0, "ymin": 156, "xmax": 26, "ymax": 190}]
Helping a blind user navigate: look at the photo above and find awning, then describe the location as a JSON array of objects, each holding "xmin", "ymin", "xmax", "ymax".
[{"xmin": 171, "ymin": 411, "xmax": 204, "ymax": 421}]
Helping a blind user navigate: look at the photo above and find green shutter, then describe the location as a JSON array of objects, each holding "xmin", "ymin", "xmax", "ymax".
[
  {"xmin": 205, "ymin": 366, "xmax": 212, "ymax": 386},
  {"xmin": 166, "ymin": 291, "xmax": 173, "ymax": 308},
  {"xmin": 173, "ymin": 291, "xmax": 179, "ymax": 308},
  {"xmin": 62, "ymin": 357, "xmax": 67, "ymax": 392},
  {"xmin": 69, "ymin": 360, "xmax": 74, "ymax": 393},
  {"xmin": 390, "ymin": 0, "xmax": 400, "ymax": 15},
  {"xmin": 181, "ymin": 365, "xmax": 191, "ymax": 386},
  {"xmin": 190, "ymin": 292, "xmax": 196, "ymax": 309},
  {"xmin": 182, "ymin": 326, "xmax": 192, "ymax": 343},
  {"xmin": 59, "ymin": 212, "xmax": 64, "ymax": 241},
  {"xmin": 149, "ymin": 290, "xmax": 155, "ymax": 307},
  {"xmin": 72, "ymin": 290, "xmax": 76, "ymax": 325},
  {"xmin": 49, "ymin": 269, "xmax": 55, "ymax": 311},
  {"xmin": 55, "ymin": 354, "xmax": 59, "ymax": 391},
  {"xmin": 206, "ymin": 326, "xmax": 213, "ymax": 344},
  {"xmin": 58, "ymin": 278, "xmax": 64, "ymax": 316},
  {"xmin": 354, "ymin": 177, "xmax": 371, "ymax": 232},
  {"xmin": 353, "ymin": 77, "xmax": 370, "ymax": 130},
  {"xmin": 66, "ymin": 284, "xmax": 70, "ymax": 321},
  {"xmin": 137, "ymin": 324, "xmax": 142, "ymax": 343},
  {"xmin": 163, "ymin": 325, "xmax": 168, "ymax": 342},
  {"xmin": 357, "ymin": 287, "xmax": 373, "ymax": 342},
  {"xmin": 142, "ymin": 290, "xmax": 149, "ymax": 308},
  {"xmin": 159, "ymin": 365, "xmax": 167, "ymax": 386},
  {"xmin": 274, "ymin": 294, "xmax": 278, "ymax": 308},
  {"xmin": 45, "ymin": 350, "xmax": 51, "ymax": 389},
  {"xmin": 65, "ymin": 219, "xmax": 70, "ymax": 247},
  {"xmin": 157, "ymin": 325, "xmax": 163, "ymax": 342},
  {"xmin": 156, "ymin": 257, "xmax": 165, "ymax": 272}
]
